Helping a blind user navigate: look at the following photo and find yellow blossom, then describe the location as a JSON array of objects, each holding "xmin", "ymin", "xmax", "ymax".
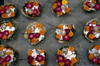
[{"xmin": 62, "ymin": 0, "xmax": 68, "ymax": 5}]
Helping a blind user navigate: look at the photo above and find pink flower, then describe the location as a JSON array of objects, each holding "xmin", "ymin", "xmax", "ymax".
[
  {"xmin": 86, "ymin": 2, "xmax": 90, "ymax": 7},
  {"xmin": 0, "ymin": 10, "xmax": 6, "ymax": 15},
  {"xmin": 0, "ymin": 58, "xmax": 4, "ymax": 65},
  {"xmin": 64, "ymin": 59, "xmax": 71, "ymax": 66},
  {"xmin": 57, "ymin": 55, "xmax": 65, "ymax": 62},
  {"xmin": 63, "ymin": 35, "xmax": 70, "ymax": 41},
  {"xmin": 32, "ymin": 9, "xmax": 38, "ymax": 16},
  {"xmin": 28, "ymin": 59, "xmax": 33, "ymax": 64},
  {"xmin": 35, "ymin": 33, "xmax": 40, "ymax": 38},
  {"xmin": 4, "ymin": 56, "xmax": 11, "ymax": 62},
  {"xmin": 28, "ymin": 56, "xmax": 34, "ymax": 60},
  {"xmin": 95, "ymin": 4, "xmax": 100, "ymax": 11},
  {"xmin": 4, "ymin": 5, "xmax": 9, "ymax": 10},
  {"xmin": 0, "ymin": 32, "xmax": 3, "ymax": 39},
  {"xmin": 36, "ymin": 55, "xmax": 44, "ymax": 62},
  {"xmin": 26, "ymin": 3, "xmax": 33, "ymax": 8},
  {"xmin": 4, "ymin": 30, "xmax": 9, "ymax": 36},
  {"xmin": 56, "ymin": 1, "xmax": 62, "ymax": 7},
  {"xmin": 89, "ymin": 26, "xmax": 94, "ymax": 32},
  {"xmin": 91, "ymin": 57, "xmax": 99, "ymax": 64},
  {"xmin": 28, "ymin": 33, "xmax": 35, "ymax": 39},
  {"xmin": 54, "ymin": 8, "xmax": 62, "ymax": 12},
  {"xmin": 65, "ymin": 29, "xmax": 70, "ymax": 34}
]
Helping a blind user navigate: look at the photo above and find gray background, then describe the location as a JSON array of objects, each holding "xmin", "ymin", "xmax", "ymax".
[{"xmin": 0, "ymin": 0, "xmax": 100, "ymax": 66}]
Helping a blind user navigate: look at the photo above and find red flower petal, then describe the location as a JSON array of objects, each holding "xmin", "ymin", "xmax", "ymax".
[
  {"xmin": 4, "ymin": 30, "xmax": 9, "ymax": 36},
  {"xmin": 64, "ymin": 59, "xmax": 71, "ymax": 66},
  {"xmin": 4, "ymin": 5, "xmax": 9, "ymax": 10},
  {"xmin": 63, "ymin": 35, "xmax": 70, "ymax": 41},
  {"xmin": 26, "ymin": 3, "xmax": 33, "ymax": 8},
  {"xmin": 57, "ymin": 55, "xmax": 65, "ymax": 62},
  {"xmin": 36, "ymin": 55, "xmax": 44, "ymax": 62},
  {"xmin": 0, "ymin": 32, "xmax": 3, "ymax": 39},
  {"xmin": 91, "ymin": 57, "xmax": 99, "ymax": 64},
  {"xmin": 0, "ymin": 58, "xmax": 4, "ymax": 65},
  {"xmin": 4, "ymin": 56, "xmax": 11, "ymax": 62},
  {"xmin": 28, "ymin": 33, "xmax": 35, "ymax": 39},
  {"xmin": 35, "ymin": 33, "xmax": 40, "ymax": 38}
]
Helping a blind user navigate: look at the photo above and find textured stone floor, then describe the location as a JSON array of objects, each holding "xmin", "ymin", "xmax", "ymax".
[{"xmin": 0, "ymin": 0, "xmax": 100, "ymax": 66}]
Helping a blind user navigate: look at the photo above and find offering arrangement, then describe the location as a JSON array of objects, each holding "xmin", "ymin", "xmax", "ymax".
[
  {"xmin": 28, "ymin": 48, "xmax": 46, "ymax": 66},
  {"xmin": 0, "ymin": 4, "xmax": 17, "ymax": 18},
  {"xmin": 88, "ymin": 45, "xmax": 100, "ymax": 64},
  {"xmin": 83, "ymin": 18, "xmax": 100, "ymax": 42},
  {"xmin": 55, "ymin": 24, "xmax": 75, "ymax": 43},
  {"xmin": 0, "ymin": 45, "xmax": 16, "ymax": 66},
  {"xmin": 21, "ymin": 1, "xmax": 41, "ymax": 19},
  {"xmin": 24, "ymin": 22, "xmax": 46, "ymax": 45},
  {"xmin": 56, "ymin": 46, "xmax": 77, "ymax": 66},
  {"xmin": 52, "ymin": 0, "xmax": 71, "ymax": 16},
  {"xmin": 83, "ymin": 0, "xmax": 100, "ymax": 11},
  {"xmin": 0, "ymin": 21, "xmax": 17, "ymax": 40}
]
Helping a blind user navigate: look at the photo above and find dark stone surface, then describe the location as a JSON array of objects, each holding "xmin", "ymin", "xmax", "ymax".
[{"xmin": 0, "ymin": 0, "xmax": 100, "ymax": 66}]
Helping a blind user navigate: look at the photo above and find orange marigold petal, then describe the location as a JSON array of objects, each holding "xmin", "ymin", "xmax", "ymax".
[
  {"xmin": 40, "ymin": 29, "xmax": 45, "ymax": 35},
  {"xmin": 58, "ymin": 24, "xmax": 63, "ymax": 29},
  {"xmin": 68, "ymin": 32, "xmax": 74, "ymax": 37},
  {"xmin": 88, "ymin": 34, "xmax": 94, "ymax": 39},
  {"xmin": 65, "ymin": 7, "xmax": 70, "ymax": 13},
  {"xmin": 89, "ymin": 53, "xmax": 94, "ymax": 60},
  {"xmin": 55, "ymin": 34, "xmax": 61, "ymax": 39},
  {"xmin": 69, "ymin": 46, "xmax": 74, "ymax": 52},
  {"xmin": 31, "ymin": 38, "xmax": 38, "ymax": 44},
  {"xmin": 68, "ymin": 25, "xmax": 72, "ymax": 30},
  {"xmin": 57, "ymin": 11, "xmax": 63, "ymax": 16},
  {"xmin": 40, "ymin": 60, "xmax": 45, "ymax": 65},
  {"xmin": 36, "ymin": 23, "xmax": 42, "ymax": 28},
  {"xmin": 57, "ymin": 50, "xmax": 62, "ymax": 55},
  {"xmin": 10, "ymin": 12, "xmax": 15, "ymax": 17}
]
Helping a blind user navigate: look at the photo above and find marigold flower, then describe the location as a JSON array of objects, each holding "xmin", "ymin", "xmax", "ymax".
[
  {"xmin": 0, "ymin": 6, "xmax": 4, "ymax": 10},
  {"xmin": 9, "ymin": 31, "xmax": 13, "ymax": 35},
  {"xmin": 68, "ymin": 25, "xmax": 72, "ymax": 30},
  {"xmin": 84, "ymin": 1, "xmax": 87, "ymax": 5},
  {"xmin": 36, "ymin": 23, "xmax": 42, "ymax": 28},
  {"xmin": 7, "ymin": 52, "xmax": 13, "ymax": 56},
  {"xmin": 0, "ymin": 46, "xmax": 4, "ymax": 51},
  {"xmin": 33, "ymin": 1, "xmax": 39, "ymax": 6},
  {"xmin": 52, "ymin": 3, "xmax": 57, "ymax": 9},
  {"xmin": 84, "ymin": 5, "xmax": 89, "ymax": 11},
  {"xmin": 55, "ymin": 34, "xmax": 61, "ymax": 39},
  {"xmin": 2, "ymin": 35, "xmax": 7, "ymax": 40},
  {"xmin": 58, "ymin": 25, "xmax": 63, "ymax": 29},
  {"xmin": 70, "ymin": 57, "xmax": 77, "ymax": 65},
  {"xmin": 89, "ymin": 53, "xmax": 94, "ymax": 60},
  {"xmin": 10, "ymin": 12, "xmax": 15, "ymax": 17},
  {"xmin": 68, "ymin": 46, "xmax": 74, "ymax": 52},
  {"xmin": 59, "ymin": 62, "xmax": 64, "ymax": 66},
  {"xmin": 31, "ymin": 60, "xmax": 36, "ymax": 65},
  {"xmin": 88, "ymin": 34, "xmax": 94, "ymax": 39},
  {"xmin": 31, "ymin": 38, "xmax": 38, "ymax": 44},
  {"xmin": 62, "ymin": 0, "xmax": 68, "ymax": 5},
  {"xmin": 9, "ymin": 6, "xmax": 14, "ymax": 8},
  {"xmin": 1, "ymin": 14, "xmax": 8, "ymax": 18},
  {"xmin": 28, "ymin": 50, "xmax": 33, "ymax": 56},
  {"xmin": 57, "ymin": 50, "xmax": 62, "ymax": 55},
  {"xmin": 27, "ymin": 29, "xmax": 31, "ymax": 33},
  {"xmin": 7, "ymin": 22, "xmax": 13, "ymax": 27},
  {"xmin": 65, "ymin": 7, "xmax": 70, "ymax": 13},
  {"xmin": 94, "ymin": 45, "xmax": 100, "ymax": 50},
  {"xmin": 92, "ymin": 0, "xmax": 96, "ymax": 3},
  {"xmin": 40, "ymin": 60, "xmax": 45, "ymax": 65},
  {"xmin": 8, "ymin": 48, "xmax": 13, "ymax": 51},
  {"xmin": 92, "ymin": 21, "xmax": 97, "ymax": 24},
  {"xmin": 85, "ymin": 26, "xmax": 89, "ymax": 31},
  {"xmin": 57, "ymin": 11, "xmax": 63, "ymax": 16},
  {"xmin": 37, "ymin": 10, "xmax": 40, "ymax": 15},
  {"xmin": 26, "ymin": 11, "xmax": 28, "ymax": 14},
  {"xmin": 68, "ymin": 32, "xmax": 74, "ymax": 37},
  {"xmin": 41, "ymin": 49, "xmax": 45, "ymax": 53},
  {"xmin": 40, "ymin": 29, "xmax": 45, "ymax": 35},
  {"xmin": 2, "ymin": 62, "xmax": 9, "ymax": 66}
]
